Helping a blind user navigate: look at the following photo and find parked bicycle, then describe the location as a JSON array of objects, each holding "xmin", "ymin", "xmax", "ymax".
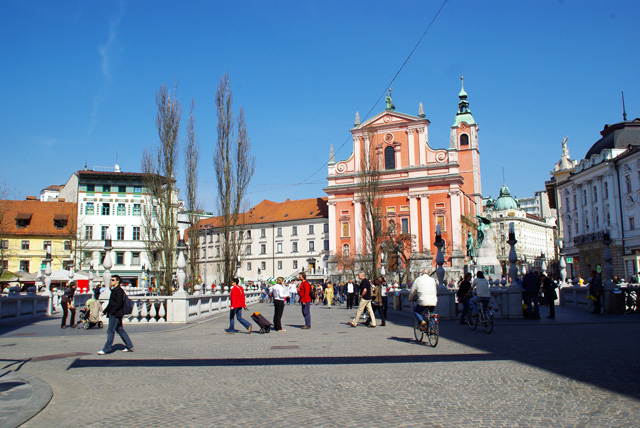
[
  {"xmin": 465, "ymin": 300, "xmax": 493, "ymax": 333},
  {"xmin": 413, "ymin": 307, "xmax": 439, "ymax": 347}
]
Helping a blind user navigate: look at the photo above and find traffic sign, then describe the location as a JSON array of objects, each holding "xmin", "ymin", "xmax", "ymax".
[{"xmin": 565, "ymin": 257, "xmax": 573, "ymax": 264}]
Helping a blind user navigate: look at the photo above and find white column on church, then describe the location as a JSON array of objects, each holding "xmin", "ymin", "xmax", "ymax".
[
  {"xmin": 450, "ymin": 189, "xmax": 462, "ymax": 251},
  {"xmin": 417, "ymin": 127, "xmax": 427, "ymax": 166},
  {"xmin": 353, "ymin": 136, "xmax": 361, "ymax": 172},
  {"xmin": 328, "ymin": 202, "xmax": 337, "ymax": 253},
  {"xmin": 407, "ymin": 128, "xmax": 415, "ymax": 166},
  {"xmin": 409, "ymin": 196, "xmax": 419, "ymax": 252},
  {"xmin": 395, "ymin": 144, "xmax": 401, "ymax": 169},
  {"xmin": 354, "ymin": 200, "xmax": 363, "ymax": 255},
  {"xmin": 419, "ymin": 194, "xmax": 430, "ymax": 253}
]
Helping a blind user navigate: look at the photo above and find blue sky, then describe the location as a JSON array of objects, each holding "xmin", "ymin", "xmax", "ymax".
[{"xmin": 1, "ymin": 0, "xmax": 639, "ymax": 211}]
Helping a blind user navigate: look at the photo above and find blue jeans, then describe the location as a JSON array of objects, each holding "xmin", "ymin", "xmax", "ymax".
[
  {"xmin": 471, "ymin": 296, "xmax": 490, "ymax": 315},
  {"xmin": 301, "ymin": 302, "xmax": 311, "ymax": 327},
  {"xmin": 228, "ymin": 308, "xmax": 251, "ymax": 331},
  {"xmin": 289, "ymin": 292, "xmax": 297, "ymax": 305},
  {"xmin": 102, "ymin": 314, "xmax": 133, "ymax": 353},
  {"xmin": 414, "ymin": 304, "xmax": 434, "ymax": 323}
]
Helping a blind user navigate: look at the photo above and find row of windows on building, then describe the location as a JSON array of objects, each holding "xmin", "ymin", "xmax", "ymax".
[
  {"xmin": 231, "ymin": 259, "xmax": 299, "ymax": 272},
  {"xmin": 83, "ymin": 202, "xmax": 143, "ymax": 216},
  {"xmin": 1, "ymin": 240, "xmax": 73, "ymax": 251},
  {"xmin": 200, "ymin": 224, "xmax": 328, "ymax": 244},
  {"xmin": 202, "ymin": 239, "xmax": 329, "ymax": 259},
  {"xmin": 84, "ymin": 225, "xmax": 141, "ymax": 241},
  {"xmin": 84, "ymin": 184, "xmax": 143, "ymax": 194},
  {"xmin": 563, "ymin": 174, "xmax": 639, "ymax": 213}
]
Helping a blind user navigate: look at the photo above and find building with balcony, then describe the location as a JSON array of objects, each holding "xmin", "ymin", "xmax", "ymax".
[
  {"xmin": 195, "ymin": 198, "xmax": 328, "ymax": 285},
  {"xmin": 547, "ymin": 118, "xmax": 640, "ymax": 280},
  {"xmin": 58, "ymin": 164, "xmax": 169, "ymax": 287}
]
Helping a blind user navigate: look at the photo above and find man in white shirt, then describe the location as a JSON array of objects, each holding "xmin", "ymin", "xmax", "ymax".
[
  {"xmin": 288, "ymin": 282, "xmax": 297, "ymax": 305},
  {"xmin": 346, "ymin": 280, "xmax": 355, "ymax": 309},
  {"xmin": 408, "ymin": 269, "xmax": 438, "ymax": 330}
]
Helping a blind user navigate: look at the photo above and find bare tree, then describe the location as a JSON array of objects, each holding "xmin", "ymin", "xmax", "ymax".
[
  {"xmin": 0, "ymin": 179, "xmax": 11, "ymax": 275},
  {"xmin": 331, "ymin": 248, "xmax": 356, "ymax": 283},
  {"xmin": 142, "ymin": 84, "xmax": 181, "ymax": 295},
  {"xmin": 184, "ymin": 99, "xmax": 200, "ymax": 293},
  {"xmin": 382, "ymin": 231, "xmax": 416, "ymax": 284},
  {"xmin": 358, "ymin": 127, "xmax": 385, "ymax": 280},
  {"xmin": 214, "ymin": 73, "xmax": 255, "ymax": 287}
]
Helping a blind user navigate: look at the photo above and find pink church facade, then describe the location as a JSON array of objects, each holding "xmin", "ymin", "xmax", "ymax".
[{"xmin": 325, "ymin": 80, "xmax": 482, "ymax": 280}]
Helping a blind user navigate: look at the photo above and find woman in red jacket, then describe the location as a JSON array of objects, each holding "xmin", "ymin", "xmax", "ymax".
[
  {"xmin": 227, "ymin": 278, "xmax": 252, "ymax": 334},
  {"xmin": 298, "ymin": 272, "xmax": 312, "ymax": 329}
]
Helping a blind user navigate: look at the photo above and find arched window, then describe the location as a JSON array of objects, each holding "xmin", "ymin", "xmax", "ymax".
[
  {"xmin": 460, "ymin": 134, "xmax": 469, "ymax": 146},
  {"xmin": 384, "ymin": 146, "xmax": 395, "ymax": 170},
  {"xmin": 342, "ymin": 244, "xmax": 350, "ymax": 257}
]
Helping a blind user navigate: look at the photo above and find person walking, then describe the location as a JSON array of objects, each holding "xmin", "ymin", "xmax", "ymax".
[
  {"xmin": 379, "ymin": 276, "xmax": 389, "ymax": 320},
  {"xmin": 346, "ymin": 279, "xmax": 355, "ymax": 309},
  {"xmin": 349, "ymin": 272, "xmax": 376, "ymax": 328},
  {"xmin": 272, "ymin": 277, "xmax": 287, "ymax": 332},
  {"xmin": 97, "ymin": 275, "xmax": 134, "ymax": 354},
  {"xmin": 325, "ymin": 281, "xmax": 334, "ymax": 308},
  {"xmin": 61, "ymin": 281, "xmax": 77, "ymax": 329},
  {"xmin": 364, "ymin": 279, "xmax": 386, "ymax": 326},
  {"xmin": 541, "ymin": 273, "xmax": 558, "ymax": 318},
  {"xmin": 299, "ymin": 272, "xmax": 312, "ymax": 329},
  {"xmin": 522, "ymin": 270, "xmax": 542, "ymax": 319},
  {"xmin": 589, "ymin": 270, "xmax": 603, "ymax": 314},
  {"xmin": 227, "ymin": 278, "xmax": 252, "ymax": 334}
]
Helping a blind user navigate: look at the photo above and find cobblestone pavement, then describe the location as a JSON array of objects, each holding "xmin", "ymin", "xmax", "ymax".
[{"xmin": 2, "ymin": 303, "xmax": 639, "ymax": 428}]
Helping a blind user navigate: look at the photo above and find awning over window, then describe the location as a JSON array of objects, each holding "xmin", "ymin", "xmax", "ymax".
[
  {"xmin": 53, "ymin": 214, "xmax": 68, "ymax": 220},
  {"xmin": 15, "ymin": 213, "xmax": 32, "ymax": 220}
]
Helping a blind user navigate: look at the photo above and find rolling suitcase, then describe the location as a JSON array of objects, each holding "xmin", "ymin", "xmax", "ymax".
[{"xmin": 251, "ymin": 312, "xmax": 273, "ymax": 333}]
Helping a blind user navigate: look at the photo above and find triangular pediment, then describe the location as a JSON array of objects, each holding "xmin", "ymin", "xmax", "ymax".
[{"xmin": 354, "ymin": 110, "xmax": 425, "ymax": 130}]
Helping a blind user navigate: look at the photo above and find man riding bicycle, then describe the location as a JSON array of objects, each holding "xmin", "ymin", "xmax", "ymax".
[
  {"xmin": 408, "ymin": 269, "xmax": 438, "ymax": 330},
  {"xmin": 470, "ymin": 271, "xmax": 490, "ymax": 317}
]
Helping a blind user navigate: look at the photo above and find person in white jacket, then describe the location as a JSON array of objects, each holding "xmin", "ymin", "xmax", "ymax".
[{"xmin": 408, "ymin": 269, "xmax": 438, "ymax": 330}]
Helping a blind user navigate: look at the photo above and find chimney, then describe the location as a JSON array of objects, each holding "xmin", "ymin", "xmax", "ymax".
[
  {"xmin": 58, "ymin": 198, "xmax": 66, "ymax": 202},
  {"xmin": 26, "ymin": 196, "xmax": 37, "ymax": 201}
]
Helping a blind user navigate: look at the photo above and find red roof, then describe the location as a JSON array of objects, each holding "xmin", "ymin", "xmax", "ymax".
[
  {"xmin": 0, "ymin": 199, "xmax": 77, "ymax": 237},
  {"xmin": 197, "ymin": 197, "xmax": 328, "ymax": 229}
]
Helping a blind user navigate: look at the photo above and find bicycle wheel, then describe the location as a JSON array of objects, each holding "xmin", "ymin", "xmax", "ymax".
[
  {"xmin": 426, "ymin": 318, "xmax": 439, "ymax": 347},
  {"xmin": 467, "ymin": 312, "xmax": 478, "ymax": 330},
  {"xmin": 413, "ymin": 318, "xmax": 424, "ymax": 342},
  {"xmin": 482, "ymin": 311, "xmax": 494, "ymax": 333}
]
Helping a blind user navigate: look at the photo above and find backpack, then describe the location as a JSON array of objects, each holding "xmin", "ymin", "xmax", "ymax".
[{"xmin": 123, "ymin": 293, "xmax": 134, "ymax": 315}]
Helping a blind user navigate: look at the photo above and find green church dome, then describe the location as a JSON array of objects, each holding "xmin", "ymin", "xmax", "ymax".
[{"xmin": 494, "ymin": 185, "xmax": 519, "ymax": 211}]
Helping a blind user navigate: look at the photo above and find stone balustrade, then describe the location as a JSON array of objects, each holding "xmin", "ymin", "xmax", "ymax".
[
  {"xmin": 0, "ymin": 293, "xmax": 50, "ymax": 325},
  {"xmin": 392, "ymin": 285, "xmax": 523, "ymax": 320}
]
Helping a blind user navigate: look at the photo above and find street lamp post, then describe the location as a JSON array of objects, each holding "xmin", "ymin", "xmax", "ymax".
[
  {"xmin": 43, "ymin": 244, "xmax": 53, "ymax": 315},
  {"xmin": 101, "ymin": 228, "xmax": 113, "ymax": 301}
]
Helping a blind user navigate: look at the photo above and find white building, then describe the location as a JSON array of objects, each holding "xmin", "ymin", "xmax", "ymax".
[
  {"xmin": 518, "ymin": 190, "xmax": 555, "ymax": 219},
  {"xmin": 547, "ymin": 118, "xmax": 640, "ymax": 280},
  {"xmin": 59, "ymin": 165, "xmax": 165, "ymax": 287},
  {"xmin": 484, "ymin": 184, "xmax": 556, "ymax": 273},
  {"xmin": 196, "ymin": 198, "xmax": 329, "ymax": 285}
]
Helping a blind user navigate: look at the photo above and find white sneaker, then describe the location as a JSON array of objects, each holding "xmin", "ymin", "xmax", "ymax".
[
  {"xmin": 122, "ymin": 347, "xmax": 134, "ymax": 352},
  {"xmin": 97, "ymin": 350, "xmax": 106, "ymax": 355}
]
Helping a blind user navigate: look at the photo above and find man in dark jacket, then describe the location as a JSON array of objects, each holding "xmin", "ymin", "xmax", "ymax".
[
  {"xmin": 541, "ymin": 273, "xmax": 558, "ymax": 319},
  {"xmin": 98, "ymin": 275, "xmax": 134, "ymax": 354},
  {"xmin": 522, "ymin": 270, "xmax": 541, "ymax": 319},
  {"xmin": 589, "ymin": 270, "xmax": 603, "ymax": 314}
]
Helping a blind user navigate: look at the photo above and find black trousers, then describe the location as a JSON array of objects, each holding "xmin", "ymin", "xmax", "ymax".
[
  {"xmin": 364, "ymin": 304, "xmax": 385, "ymax": 326},
  {"xmin": 61, "ymin": 301, "xmax": 75, "ymax": 328},
  {"xmin": 273, "ymin": 299, "xmax": 285, "ymax": 331},
  {"xmin": 346, "ymin": 293, "xmax": 355, "ymax": 309},
  {"xmin": 547, "ymin": 298, "xmax": 556, "ymax": 318}
]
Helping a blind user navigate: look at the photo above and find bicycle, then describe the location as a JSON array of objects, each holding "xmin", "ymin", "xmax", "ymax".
[
  {"xmin": 466, "ymin": 300, "xmax": 493, "ymax": 333},
  {"xmin": 413, "ymin": 308, "xmax": 439, "ymax": 347}
]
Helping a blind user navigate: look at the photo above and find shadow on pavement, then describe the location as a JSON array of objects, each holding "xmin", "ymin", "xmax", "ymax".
[{"xmin": 68, "ymin": 352, "xmax": 502, "ymax": 370}]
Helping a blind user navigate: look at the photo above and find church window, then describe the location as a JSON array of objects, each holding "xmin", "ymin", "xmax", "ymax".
[
  {"xmin": 460, "ymin": 134, "xmax": 469, "ymax": 146},
  {"xmin": 401, "ymin": 218, "xmax": 409, "ymax": 234},
  {"xmin": 384, "ymin": 146, "xmax": 395, "ymax": 170},
  {"xmin": 436, "ymin": 215, "xmax": 445, "ymax": 232},
  {"xmin": 604, "ymin": 182, "xmax": 609, "ymax": 199},
  {"xmin": 342, "ymin": 244, "xmax": 350, "ymax": 257},
  {"xmin": 626, "ymin": 175, "xmax": 632, "ymax": 193}
]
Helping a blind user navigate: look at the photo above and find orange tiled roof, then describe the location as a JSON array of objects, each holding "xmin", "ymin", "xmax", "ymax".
[
  {"xmin": 197, "ymin": 197, "xmax": 328, "ymax": 230},
  {"xmin": 0, "ymin": 199, "xmax": 77, "ymax": 237}
]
